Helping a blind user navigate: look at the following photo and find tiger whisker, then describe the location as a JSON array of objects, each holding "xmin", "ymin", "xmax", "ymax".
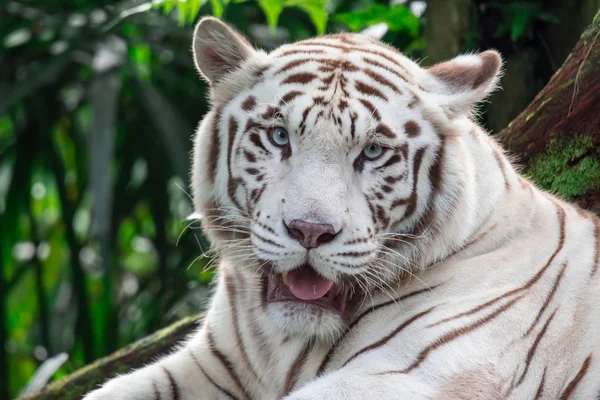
[
  {"xmin": 203, "ymin": 205, "xmax": 251, "ymax": 217},
  {"xmin": 174, "ymin": 182, "xmax": 195, "ymax": 204},
  {"xmin": 371, "ymin": 256, "xmax": 430, "ymax": 290},
  {"xmin": 362, "ymin": 267, "xmax": 401, "ymax": 301}
]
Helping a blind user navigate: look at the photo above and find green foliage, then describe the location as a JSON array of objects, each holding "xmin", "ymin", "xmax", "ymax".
[
  {"xmin": 155, "ymin": 0, "xmax": 223, "ymax": 23},
  {"xmin": 526, "ymin": 136, "xmax": 600, "ymax": 200},
  {"xmin": 486, "ymin": 1, "xmax": 559, "ymax": 41},
  {"xmin": 334, "ymin": 4, "xmax": 419, "ymax": 35},
  {"xmin": 156, "ymin": 0, "xmax": 328, "ymax": 34},
  {"xmin": 280, "ymin": 0, "xmax": 329, "ymax": 35}
]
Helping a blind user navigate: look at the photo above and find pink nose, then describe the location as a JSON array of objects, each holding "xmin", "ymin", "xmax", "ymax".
[{"xmin": 286, "ymin": 219, "xmax": 339, "ymax": 249}]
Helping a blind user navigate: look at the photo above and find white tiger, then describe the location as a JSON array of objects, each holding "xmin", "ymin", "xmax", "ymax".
[{"xmin": 84, "ymin": 17, "xmax": 600, "ymax": 400}]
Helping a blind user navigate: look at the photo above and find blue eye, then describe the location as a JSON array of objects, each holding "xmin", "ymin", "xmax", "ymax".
[
  {"xmin": 363, "ymin": 143, "xmax": 384, "ymax": 160},
  {"xmin": 269, "ymin": 127, "xmax": 289, "ymax": 147}
]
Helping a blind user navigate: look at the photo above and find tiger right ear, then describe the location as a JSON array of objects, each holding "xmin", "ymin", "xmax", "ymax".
[
  {"xmin": 423, "ymin": 51, "xmax": 503, "ymax": 115},
  {"xmin": 192, "ymin": 17, "xmax": 257, "ymax": 84}
]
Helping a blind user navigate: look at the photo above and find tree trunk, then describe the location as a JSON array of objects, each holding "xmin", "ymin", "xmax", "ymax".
[
  {"xmin": 497, "ymin": 9, "xmax": 600, "ymax": 213},
  {"xmin": 18, "ymin": 8, "xmax": 600, "ymax": 400},
  {"xmin": 423, "ymin": 0, "xmax": 471, "ymax": 65}
]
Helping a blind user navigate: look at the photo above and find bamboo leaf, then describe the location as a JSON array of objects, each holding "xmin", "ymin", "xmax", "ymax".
[
  {"xmin": 188, "ymin": 0, "xmax": 205, "ymax": 24},
  {"xmin": 18, "ymin": 354, "xmax": 69, "ymax": 397},
  {"xmin": 284, "ymin": 0, "xmax": 328, "ymax": 35},
  {"xmin": 333, "ymin": 4, "xmax": 419, "ymax": 35},
  {"xmin": 88, "ymin": 72, "xmax": 121, "ymax": 255},
  {"xmin": 258, "ymin": 0, "xmax": 284, "ymax": 33},
  {"xmin": 135, "ymin": 81, "xmax": 191, "ymax": 180},
  {"xmin": 210, "ymin": 0, "xmax": 225, "ymax": 18}
]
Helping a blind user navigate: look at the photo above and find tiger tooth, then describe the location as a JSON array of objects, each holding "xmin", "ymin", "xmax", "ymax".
[
  {"xmin": 282, "ymin": 272, "xmax": 289, "ymax": 286},
  {"xmin": 325, "ymin": 280, "xmax": 334, "ymax": 291}
]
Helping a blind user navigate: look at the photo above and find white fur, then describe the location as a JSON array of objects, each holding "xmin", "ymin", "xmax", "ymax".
[{"xmin": 84, "ymin": 20, "xmax": 600, "ymax": 400}]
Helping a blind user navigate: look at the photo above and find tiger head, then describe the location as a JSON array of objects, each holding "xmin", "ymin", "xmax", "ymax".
[{"xmin": 191, "ymin": 18, "xmax": 502, "ymax": 341}]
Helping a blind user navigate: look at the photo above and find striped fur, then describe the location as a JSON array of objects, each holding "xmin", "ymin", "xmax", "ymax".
[{"xmin": 84, "ymin": 18, "xmax": 600, "ymax": 400}]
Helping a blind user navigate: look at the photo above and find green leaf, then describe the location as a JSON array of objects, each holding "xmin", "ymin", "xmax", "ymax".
[
  {"xmin": 284, "ymin": 0, "xmax": 328, "ymax": 35},
  {"xmin": 19, "ymin": 353, "xmax": 69, "ymax": 397},
  {"xmin": 210, "ymin": 0, "xmax": 225, "ymax": 17},
  {"xmin": 3, "ymin": 27, "xmax": 32, "ymax": 48},
  {"xmin": 177, "ymin": 1, "xmax": 190, "ymax": 26},
  {"xmin": 118, "ymin": 218, "xmax": 137, "ymax": 248},
  {"xmin": 155, "ymin": 0, "xmax": 177, "ymax": 15},
  {"xmin": 258, "ymin": 0, "xmax": 284, "ymax": 33},
  {"xmin": 493, "ymin": 23, "xmax": 510, "ymax": 39},
  {"xmin": 129, "ymin": 45, "xmax": 152, "ymax": 80},
  {"xmin": 135, "ymin": 81, "xmax": 191, "ymax": 180},
  {"xmin": 539, "ymin": 12, "xmax": 560, "ymax": 24},
  {"xmin": 510, "ymin": 10, "xmax": 529, "ymax": 41},
  {"xmin": 333, "ymin": 4, "xmax": 419, "ymax": 35},
  {"xmin": 188, "ymin": 0, "xmax": 204, "ymax": 24}
]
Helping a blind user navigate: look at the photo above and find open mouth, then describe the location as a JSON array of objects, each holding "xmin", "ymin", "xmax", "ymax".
[{"xmin": 266, "ymin": 264, "xmax": 347, "ymax": 313}]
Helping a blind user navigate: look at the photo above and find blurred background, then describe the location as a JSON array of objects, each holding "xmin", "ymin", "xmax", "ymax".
[{"xmin": 1, "ymin": 0, "xmax": 598, "ymax": 398}]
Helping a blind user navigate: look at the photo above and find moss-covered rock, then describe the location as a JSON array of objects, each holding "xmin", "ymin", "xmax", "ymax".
[{"xmin": 526, "ymin": 135, "xmax": 600, "ymax": 200}]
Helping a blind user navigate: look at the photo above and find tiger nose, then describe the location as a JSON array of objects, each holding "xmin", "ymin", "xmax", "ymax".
[{"xmin": 285, "ymin": 220, "xmax": 339, "ymax": 249}]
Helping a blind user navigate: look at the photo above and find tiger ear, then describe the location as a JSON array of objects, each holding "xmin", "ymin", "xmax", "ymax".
[
  {"xmin": 192, "ymin": 17, "xmax": 257, "ymax": 84},
  {"xmin": 423, "ymin": 50, "xmax": 503, "ymax": 115}
]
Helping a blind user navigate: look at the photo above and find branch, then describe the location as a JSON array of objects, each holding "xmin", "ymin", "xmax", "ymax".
[{"xmin": 19, "ymin": 314, "xmax": 203, "ymax": 400}]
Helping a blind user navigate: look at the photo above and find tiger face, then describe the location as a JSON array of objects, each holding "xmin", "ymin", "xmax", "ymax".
[{"xmin": 191, "ymin": 18, "xmax": 502, "ymax": 341}]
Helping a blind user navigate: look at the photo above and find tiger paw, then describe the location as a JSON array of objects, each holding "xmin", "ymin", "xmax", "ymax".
[
  {"xmin": 83, "ymin": 383, "xmax": 157, "ymax": 400},
  {"xmin": 82, "ymin": 387, "xmax": 121, "ymax": 400},
  {"xmin": 82, "ymin": 369, "xmax": 163, "ymax": 400}
]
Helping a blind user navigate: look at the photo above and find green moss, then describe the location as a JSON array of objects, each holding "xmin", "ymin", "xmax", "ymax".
[
  {"xmin": 524, "ymin": 97, "xmax": 553, "ymax": 122},
  {"xmin": 526, "ymin": 135, "xmax": 600, "ymax": 200},
  {"xmin": 538, "ymin": 98, "xmax": 552, "ymax": 109},
  {"xmin": 558, "ymin": 78, "xmax": 575, "ymax": 90},
  {"xmin": 585, "ymin": 9, "xmax": 600, "ymax": 39}
]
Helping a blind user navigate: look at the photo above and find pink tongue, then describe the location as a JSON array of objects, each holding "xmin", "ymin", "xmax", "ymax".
[{"xmin": 287, "ymin": 266, "xmax": 333, "ymax": 301}]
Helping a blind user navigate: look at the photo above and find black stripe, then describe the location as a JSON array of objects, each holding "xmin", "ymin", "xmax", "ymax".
[
  {"xmin": 152, "ymin": 380, "xmax": 162, "ymax": 400},
  {"xmin": 560, "ymin": 354, "xmax": 593, "ymax": 400},
  {"xmin": 225, "ymin": 274, "xmax": 264, "ymax": 385},
  {"xmin": 207, "ymin": 329, "xmax": 253, "ymax": 400},
  {"xmin": 317, "ymin": 285, "xmax": 439, "ymax": 375},
  {"xmin": 380, "ymin": 293, "xmax": 526, "ymax": 375},
  {"xmin": 161, "ymin": 367, "xmax": 180, "ymax": 400},
  {"xmin": 253, "ymin": 231, "xmax": 284, "ymax": 248},
  {"xmin": 188, "ymin": 348, "xmax": 241, "ymax": 400},
  {"xmin": 516, "ymin": 310, "xmax": 556, "ymax": 386},
  {"xmin": 282, "ymin": 344, "xmax": 310, "ymax": 397},
  {"xmin": 342, "ymin": 306, "xmax": 436, "ymax": 368}
]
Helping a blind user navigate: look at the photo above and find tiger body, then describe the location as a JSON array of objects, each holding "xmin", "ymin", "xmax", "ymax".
[{"xmin": 84, "ymin": 18, "xmax": 600, "ymax": 400}]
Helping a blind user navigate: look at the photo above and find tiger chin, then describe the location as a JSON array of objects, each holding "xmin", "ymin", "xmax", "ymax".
[{"xmin": 84, "ymin": 17, "xmax": 600, "ymax": 400}]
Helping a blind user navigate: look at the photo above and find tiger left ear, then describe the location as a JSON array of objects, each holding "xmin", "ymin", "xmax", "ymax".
[
  {"xmin": 423, "ymin": 50, "xmax": 503, "ymax": 115},
  {"xmin": 192, "ymin": 17, "xmax": 257, "ymax": 84}
]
